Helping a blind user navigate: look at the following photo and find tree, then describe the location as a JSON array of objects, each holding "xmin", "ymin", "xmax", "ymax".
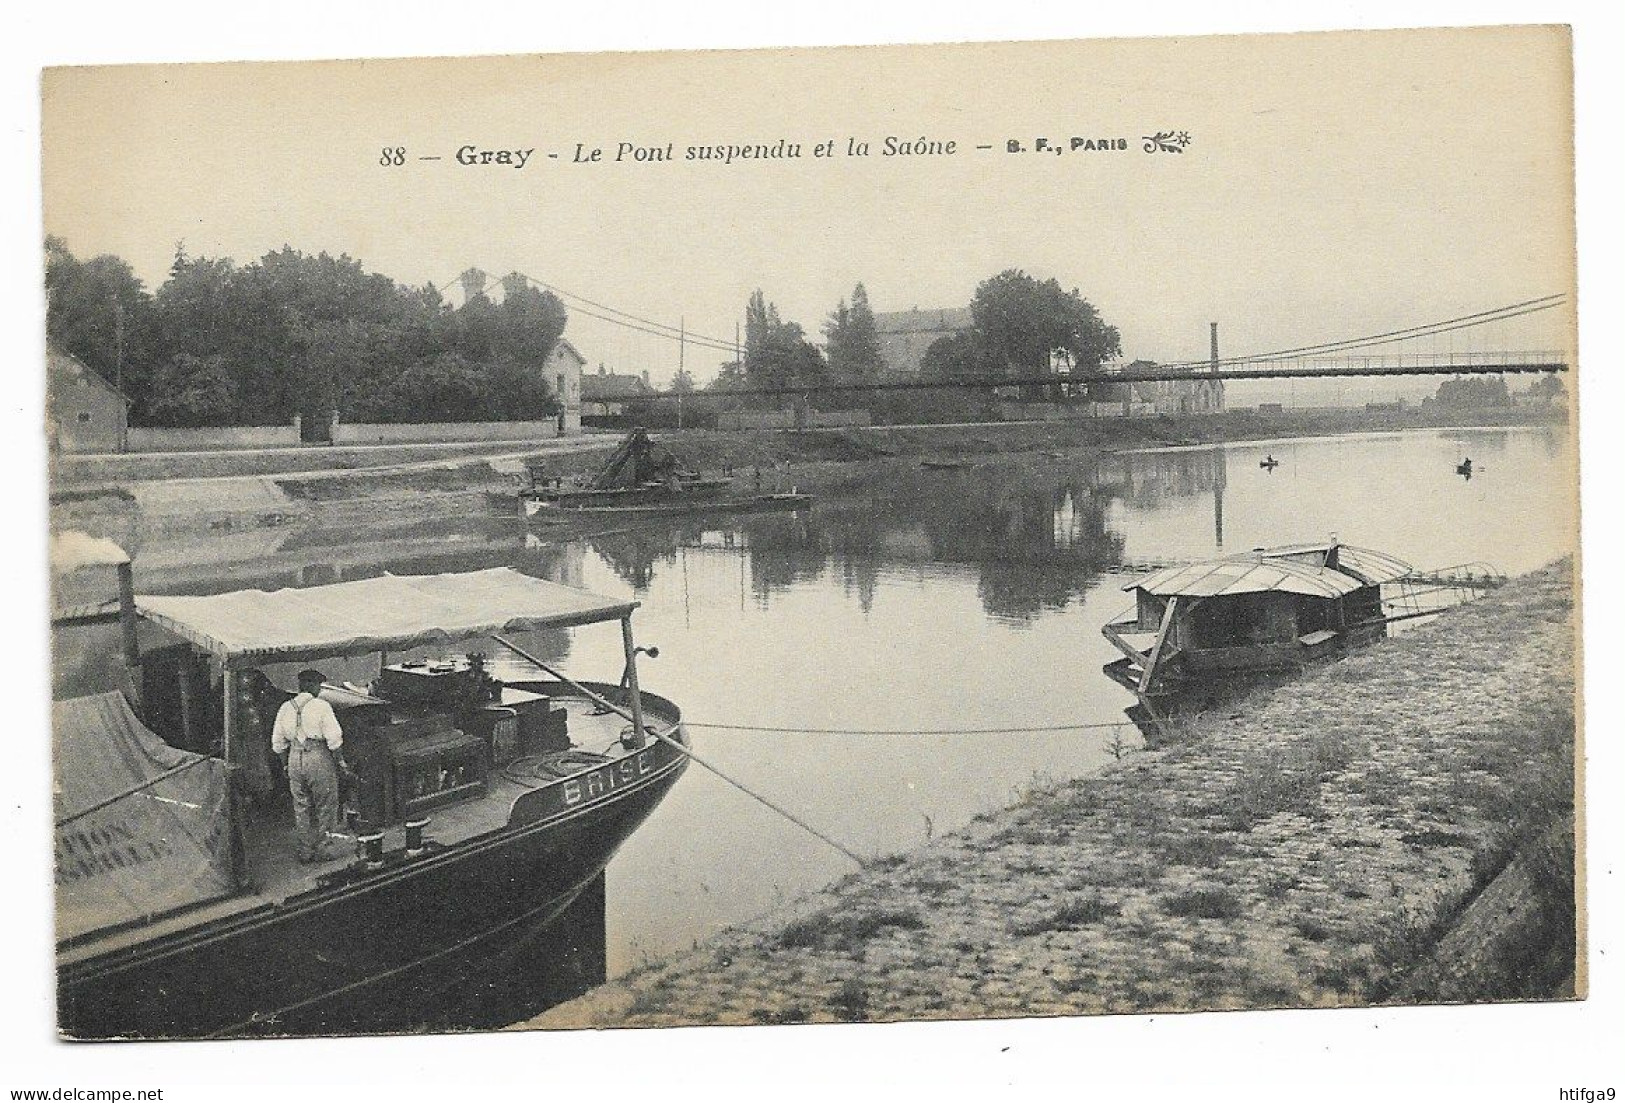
[
  {"xmin": 51, "ymin": 237, "xmax": 571, "ymax": 427},
  {"xmin": 490, "ymin": 284, "xmax": 567, "ymax": 366},
  {"xmin": 742, "ymin": 289, "xmax": 829, "ymax": 402},
  {"xmin": 154, "ymin": 246, "xmax": 237, "ymax": 362},
  {"xmin": 202, "ymin": 246, "xmax": 408, "ymax": 425},
  {"xmin": 1525, "ymin": 375, "xmax": 1565, "ymax": 403},
  {"xmin": 144, "ymin": 353, "xmax": 234, "ymax": 426},
  {"xmin": 822, "ymin": 282, "xmax": 884, "ymax": 382},
  {"xmin": 1435, "ymin": 377, "xmax": 1511, "ymax": 408},
  {"xmin": 385, "ymin": 353, "xmax": 491, "ymax": 422},
  {"xmin": 669, "ymin": 368, "xmax": 696, "ymax": 394},
  {"xmin": 921, "ymin": 331, "xmax": 989, "ymax": 379},
  {"xmin": 969, "ymin": 269, "xmax": 1120, "ymax": 377},
  {"xmin": 484, "ymin": 354, "xmax": 559, "ymax": 421},
  {"xmin": 45, "ymin": 237, "xmax": 160, "ymax": 411}
]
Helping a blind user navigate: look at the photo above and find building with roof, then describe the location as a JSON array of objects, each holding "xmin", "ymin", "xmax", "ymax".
[
  {"xmin": 47, "ymin": 341, "xmax": 129, "ymax": 454},
  {"xmin": 580, "ymin": 366, "xmax": 656, "ymax": 417},
  {"xmin": 872, "ymin": 307, "xmax": 974, "ymax": 375},
  {"xmin": 1088, "ymin": 360, "xmax": 1225, "ymax": 415},
  {"xmin": 547, "ymin": 339, "xmax": 586, "ymax": 434}
]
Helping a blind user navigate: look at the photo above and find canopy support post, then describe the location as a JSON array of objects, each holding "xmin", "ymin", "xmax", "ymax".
[
  {"xmin": 222, "ymin": 667, "xmax": 235, "ymax": 768},
  {"xmin": 177, "ymin": 657, "xmax": 196, "ymax": 749},
  {"xmin": 620, "ymin": 616, "xmax": 647, "ymax": 749},
  {"xmin": 221, "ymin": 665, "xmax": 246, "ymax": 887},
  {"xmin": 1139, "ymin": 595, "xmax": 1180, "ymax": 695},
  {"xmin": 116, "ymin": 560, "xmax": 142, "ymax": 711}
]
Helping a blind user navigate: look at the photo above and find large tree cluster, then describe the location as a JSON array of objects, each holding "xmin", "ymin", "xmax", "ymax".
[
  {"xmin": 1434, "ymin": 376, "xmax": 1512, "ymax": 408},
  {"xmin": 46, "ymin": 237, "xmax": 568, "ymax": 427},
  {"xmin": 923, "ymin": 269, "xmax": 1121, "ymax": 382}
]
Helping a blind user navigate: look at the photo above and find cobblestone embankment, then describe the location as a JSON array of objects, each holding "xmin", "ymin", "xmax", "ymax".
[{"xmin": 530, "ymin": 560, "xmax": 1578, "ymax": 1029}]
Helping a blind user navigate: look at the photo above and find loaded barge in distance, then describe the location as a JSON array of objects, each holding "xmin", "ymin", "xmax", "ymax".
[
  {"xmin": 510, "ymin": 428, "xmax": 812, "ymax": 519},
  {"xmin": 52, "ymin": 536, "xmax": 689, "ymax": 1039},
  {"xmin": 1102, "ymin": 541, "xmax": 1415, "ymax": 709}
]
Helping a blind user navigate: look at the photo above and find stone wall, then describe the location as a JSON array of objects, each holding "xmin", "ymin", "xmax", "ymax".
[
  {"xmin": 331, "ymin": 420, "xmax": 560, "ymax": 445},
  {"xmin": 127, "ymin": 425, "xmax": 300, "ymax": 452}
]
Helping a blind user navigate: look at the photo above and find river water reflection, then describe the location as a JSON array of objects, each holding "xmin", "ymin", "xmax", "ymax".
[
  {"xmin": 63, "ymin": 426, "xmax": 1577, "ymax": 978},
  {"xmin": 587, "ymin": 426, "xmax": 1575, "ymax": 972}
]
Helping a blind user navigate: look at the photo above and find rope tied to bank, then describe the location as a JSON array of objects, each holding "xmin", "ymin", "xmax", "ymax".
[
  {"xmin": 491, "ymin": 635, "xmax": 868, "ymax": 867},
  {"xmin": 683, "ymin": 719, "xmax": 1136, "ymax": 735}
]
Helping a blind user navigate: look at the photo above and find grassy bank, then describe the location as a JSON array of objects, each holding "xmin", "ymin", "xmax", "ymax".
[
  {"xmin": 530, "ymin": 559, "xmax": 1578, "ymax": 1029},
  {"xmin": 46, "ymin": 404, "xmax": 1562, "ymax": 536},
  {"xmin": 218, "ymin": 404, "xmax": 1574, "ymax": 511},
  {"xmin": 52, "ymin": 403, "xmax": 1559, "ymax": 491}
]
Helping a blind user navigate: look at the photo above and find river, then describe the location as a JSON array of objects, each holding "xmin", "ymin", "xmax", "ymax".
[
  {"xmin": 52, "ymin": 425, "xmax": 1578, "ymax": 993},
  {"xmin": 583, "ymin": 425, "xmax": 1576, "ymax": 973}
]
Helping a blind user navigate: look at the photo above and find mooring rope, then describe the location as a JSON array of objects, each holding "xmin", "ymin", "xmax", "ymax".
[
  {"xmin": 491, "ymin": 634, "xmax": 868, "ymax": 867},
  {"xmin": 683, "ymin": 720, "xmax": 1135, "ymax": 735}
]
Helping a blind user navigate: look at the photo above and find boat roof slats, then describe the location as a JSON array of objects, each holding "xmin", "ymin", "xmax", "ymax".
[
  {"xmin": 1125, "ymin": 543, "xmax": 1413, "ymax": 598},
  {"xmin": 136, "ymin": 567, "xmax": 638, "ymax": 664},
  {"xmin": 1324, "ymin": 544, "xmax": 1414, "ymax": 584},
  {"xmin": 1131, "ymin": 559, "xmax": 1360, "ymax": 599},
  {"xmin": 1253, "ymin": 542, "xmax": 1413, "ymax": 584}
]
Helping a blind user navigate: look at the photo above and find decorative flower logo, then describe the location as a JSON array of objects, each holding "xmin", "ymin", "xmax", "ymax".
[{"xmin": 1142, "ymin": 131, "xmax": 1193, "ymax": 154}]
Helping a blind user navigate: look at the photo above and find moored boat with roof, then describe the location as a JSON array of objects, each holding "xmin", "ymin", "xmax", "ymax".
[
  {"xmin": 52, "ymin": 538, "xmax": 689, "ymax": 1038},
  {"xmin": 1101, "ymin": 540, "xmax": 1414, "ymax": 702}
]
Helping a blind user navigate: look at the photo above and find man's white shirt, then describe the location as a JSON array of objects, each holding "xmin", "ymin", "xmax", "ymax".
[{"xmin": 271, "ymin": 691, "xmax": 344, "ymax": 754}]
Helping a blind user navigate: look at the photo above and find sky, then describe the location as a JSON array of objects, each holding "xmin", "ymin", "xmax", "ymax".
[{"xmin": 41, "ymin": 27, "xmax": 1576, "ymax": 397}]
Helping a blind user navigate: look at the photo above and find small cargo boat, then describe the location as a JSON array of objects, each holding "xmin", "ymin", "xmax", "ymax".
[
  {"xmin": 1101, "ymin": 540, "xmax": 1413, "ymax": 701},
  {"xmin": 52, "ymin": 544, "xmax": 689, "ymax": 1039},
  {"xmin": 513, "ymin": 428, "xmax": 812, "ymax": 519},
  {"xmin": 527, "ymin": 490, "xmax": 813, "ymax": 519}
]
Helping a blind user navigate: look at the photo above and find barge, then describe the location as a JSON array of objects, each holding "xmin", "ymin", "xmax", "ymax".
[{"xmin": 53, "ymin": 545, "xmax": 688, "ymax": 1038}]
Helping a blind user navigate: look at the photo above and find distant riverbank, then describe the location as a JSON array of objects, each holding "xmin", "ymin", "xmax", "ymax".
[
  {"xmin": 49, "ymin": 404, "xmax": 1565, "ymax": 535},
  {"xmin": 527, "ymin": 559, "xmax": 1578, "ymax": 1029}
]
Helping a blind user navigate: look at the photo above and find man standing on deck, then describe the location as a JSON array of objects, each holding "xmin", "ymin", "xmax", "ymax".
[{"xmin": 272, "ymin": 669, "xmax": 347, "ymax": 864}]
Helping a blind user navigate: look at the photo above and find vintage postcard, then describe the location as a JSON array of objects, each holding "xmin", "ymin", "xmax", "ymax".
[{"xmin": 37, "ymin": 21, "xmax": 1587, "ymax": 1062}]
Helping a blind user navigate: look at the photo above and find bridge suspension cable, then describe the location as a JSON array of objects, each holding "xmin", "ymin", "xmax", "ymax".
[{"xmin": 1162, "ymin": 294, "xmax": 1566, "ymax": 369}]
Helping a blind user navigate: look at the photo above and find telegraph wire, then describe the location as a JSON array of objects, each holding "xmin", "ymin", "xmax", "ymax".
[
  {"xmin": 516, "ymin": 273, "xmax": 736, "ymax": 350},
  {"xmin": 449, "ymin": 269, "xmax": 739, "ymax": 356}
]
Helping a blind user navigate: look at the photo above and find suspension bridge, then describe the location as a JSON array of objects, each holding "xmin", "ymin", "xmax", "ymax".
[{"xmin": 441, "ymin": 269, "xmax": 1570, "ymax": 402}]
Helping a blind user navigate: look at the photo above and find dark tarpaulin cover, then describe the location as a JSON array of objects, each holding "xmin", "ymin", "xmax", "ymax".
[{"xmin": 54, "ymin": 692, "xmax": 234, "ymax": 943}]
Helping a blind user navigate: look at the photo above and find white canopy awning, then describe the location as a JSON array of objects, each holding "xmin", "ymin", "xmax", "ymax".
[
  {"xmin": 1132, "ymin": 558, "xmax": 1362, "ymax": 599},
  {"xmin": 1127, "ymin": 543, "xmax": 1412, "ymax": 600},
  {"xmin": 137, "ymin": 568, "xmax": 637, "ymax": 665}
]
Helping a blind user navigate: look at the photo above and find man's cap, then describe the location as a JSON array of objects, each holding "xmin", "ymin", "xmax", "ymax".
[{"xmin": 297, "ymin": 668, "xmax": 326, "ymax": 686}]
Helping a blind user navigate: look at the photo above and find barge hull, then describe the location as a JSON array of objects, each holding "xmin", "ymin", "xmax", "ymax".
[{"xmin": 58, "ymin": 743, "xmax": 687, "ymax": 1039}]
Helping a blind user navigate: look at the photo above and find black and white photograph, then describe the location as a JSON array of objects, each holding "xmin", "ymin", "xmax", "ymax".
[{"xmin": 9, "ymin": 5, "xmax": 1622, "ymax": 1098}]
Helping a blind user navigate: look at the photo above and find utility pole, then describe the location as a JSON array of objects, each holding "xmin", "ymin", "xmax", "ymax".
[
  {"xmin": 677, "ymin": 316, "xmax": 685, "ymax": 430},
  {"xmin": 112, "ymin": 294, "xmax": 124, "ymax": 396}
]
